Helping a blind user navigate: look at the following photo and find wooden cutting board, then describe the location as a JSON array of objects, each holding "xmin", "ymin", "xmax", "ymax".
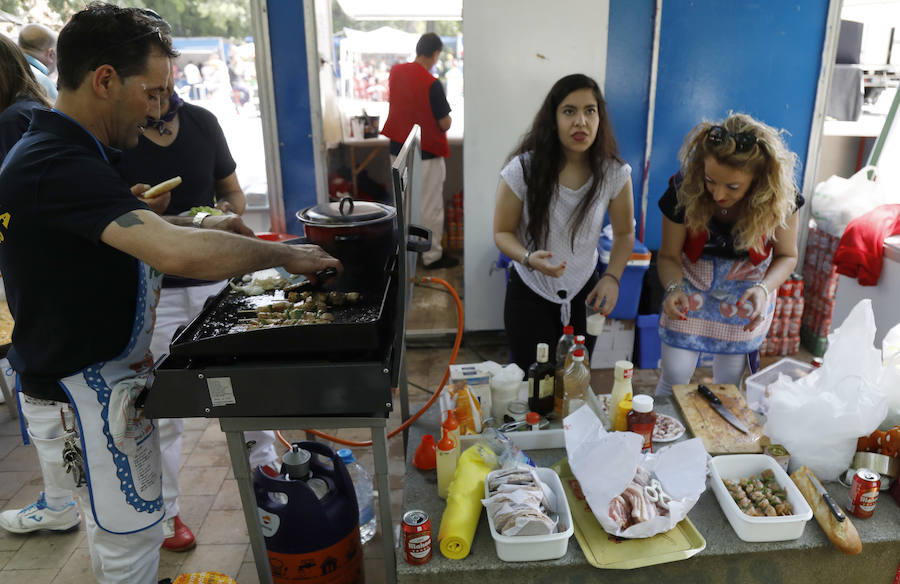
[{"xmin": 673, "ymin": 383, "xmax": 763, "ymax": 454}]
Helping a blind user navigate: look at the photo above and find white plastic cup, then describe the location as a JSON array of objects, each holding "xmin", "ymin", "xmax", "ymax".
[{"xmin": 586, "ymin": 302, "xmax": 606, "ymax": 336}]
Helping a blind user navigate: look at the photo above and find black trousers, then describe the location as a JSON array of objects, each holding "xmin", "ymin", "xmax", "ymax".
[{"xmin": 504, "ymin": 267, "xmax": 598, "ymax": 373}]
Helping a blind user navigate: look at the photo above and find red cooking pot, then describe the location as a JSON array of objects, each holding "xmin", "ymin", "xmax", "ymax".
[{"xmin": 297, "ymin": 196, "xmax": 430, "ymax": 289}]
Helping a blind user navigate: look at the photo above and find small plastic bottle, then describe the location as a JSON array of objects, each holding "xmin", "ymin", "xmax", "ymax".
[
  {"xmin": 528, "ymin": 343, "xmax": 555, "ymax": 415},
  {"xmin": 337, "ymin": 448, "xmax": 377, "ymax": 544},
  {"xmin": 627, "ymin": 395, "xmax": 657, "ymax": 453},
  {"xmin": 614, "ymin": 395, "xmax": 633, "ymax": 432},
  {"xmin": 553, "ymin": 326, "xmax": 576, "ymax": 417},
  {"xmin": 610, "ymin": 360, "xmax": 634, "ymax": 430},
  {"xmin": 436, "ymin": 428, "xmax": 459, "ymax": 499},
  {"xmin": 562, "ymin": 349, "xmax": 591, "ymax": 418},
  {"xmin": 442, "ymin": 409, "xmax": 460, "ymax": 448},
  {"xmin": 565, "ymin": 335, "xmax": 590, "ymax": 370}
]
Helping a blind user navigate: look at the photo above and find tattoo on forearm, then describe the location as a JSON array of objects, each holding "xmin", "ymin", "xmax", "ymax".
[{"xmin": 115, "ymin": 212, "xmax": 144, "ymax": 228}]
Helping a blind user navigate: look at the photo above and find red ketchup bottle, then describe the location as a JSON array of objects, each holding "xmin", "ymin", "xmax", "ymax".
[{"xmin": 628, "ymin": 394, "xmax": 657, "ymax": 453}]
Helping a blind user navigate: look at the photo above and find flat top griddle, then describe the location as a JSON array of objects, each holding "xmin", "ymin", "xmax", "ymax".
[{"xmin": 168, "ymin": 268, "xmax": 394, "ymax": 359}]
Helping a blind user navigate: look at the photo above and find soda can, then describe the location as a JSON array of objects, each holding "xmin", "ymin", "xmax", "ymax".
[
  {"xmin": 788, "ymin": 318, "xmax": 801, "ymax": 337},
  {"xmin": 792, "ymin": 275, "xmax": 804, "ymax": 297},
  {"xmin": 769, "ymin": 318, "xmax": 783, "ymax": 337},
  {"xmin": 849, "ymin": 469, "xmax": 880, "ymax": 518},
  {"xmin": 773, "ymin": 298, "xmax": 784, "ymax": 319},
  {"xmin": 402, "ymin": 510, "xmax": 433, "ymax": 564},
  {"xmin": 778, "ymin": 280, "xmax": 792, "ymax": 297},
  {"xmin": 788, "ymin": 335, "xmax": 801, "ymax": 354},
  {"xmin": 770, "ymin": 337, "xmax": 782, "ymax": 356},
  {"xmin": 792, "ymin": 297, "xmax": 805, "ymax": 319}
]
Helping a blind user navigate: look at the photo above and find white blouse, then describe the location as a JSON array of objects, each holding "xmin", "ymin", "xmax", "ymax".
[{"xmin": 500, "ymin": 152, "xmax": 631, "ymax": 324}]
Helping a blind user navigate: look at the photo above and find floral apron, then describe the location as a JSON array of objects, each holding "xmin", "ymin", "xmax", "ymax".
[{"xmin": 659, "ymin": 252, "xmax": 775, "ymax": 354}]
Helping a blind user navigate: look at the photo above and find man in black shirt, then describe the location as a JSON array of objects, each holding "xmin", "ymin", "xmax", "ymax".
[{"xmin": 0, "ymin": 5, "xmax": 338, "ymax": 582}]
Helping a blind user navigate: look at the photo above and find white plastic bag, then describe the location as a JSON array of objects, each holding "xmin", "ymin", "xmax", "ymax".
[
  {"xmin": 563, "ymin": 405, "xmax": 708, "ymax": 538},
  {"xmin": 764, "ymin": 300, "xmax": 888, "ymax": 480},
  {"xmin": 811, "ymin": 166, "xmax": 881, "ymax": 237},
  {"xmin": 878, "ymin": 323, "xmax": 900, "ymax": 429}
]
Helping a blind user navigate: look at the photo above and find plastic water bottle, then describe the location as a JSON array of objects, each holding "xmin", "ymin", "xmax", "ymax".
[{"xmin": 337, "ymin": 448, "xmax": 377, "ymax": 544}]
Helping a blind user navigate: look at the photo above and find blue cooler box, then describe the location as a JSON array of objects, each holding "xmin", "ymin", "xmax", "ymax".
[
  {"xmin": 598, "ymin": 236, "xmax": 651, "ymax": 319},
  {"xmin": 635, "ymin": 313, "xmax": 662, "ymax": 369}
]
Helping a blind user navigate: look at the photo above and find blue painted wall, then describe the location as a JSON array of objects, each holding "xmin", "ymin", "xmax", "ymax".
[
  {"xmin": 606, "ymin": 0, "xmax": 653, "ymax": 228},
  {"xmin": 267, "ymin": 2, "xmax": 317, "ymax": 235},
  {"xmin": 641, "ymin": 1, "xmax": 829, "ymax": 250}
]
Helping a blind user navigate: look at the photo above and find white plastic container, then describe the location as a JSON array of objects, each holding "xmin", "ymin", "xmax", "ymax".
[
  {"xmin": 744, "ymin": 357, "xmax": 814, "ymax": 414},
  {"xmin": 484, "ymin": 467, "xmax": 574, "ymax": 562},
  {"xmin": 709, "ymin": 454, "xmax": 813, "ymax": 542}
]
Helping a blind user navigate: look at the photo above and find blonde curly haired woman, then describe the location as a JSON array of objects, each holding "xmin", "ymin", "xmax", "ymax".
[{"xmin": 655, "ymin": 113, "xmax": 802, "ymax": 396}]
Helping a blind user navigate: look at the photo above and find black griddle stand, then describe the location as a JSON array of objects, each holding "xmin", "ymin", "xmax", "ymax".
[{"xmin": 142, "ymin": 126, "xmax": 425, "ymax": 584}]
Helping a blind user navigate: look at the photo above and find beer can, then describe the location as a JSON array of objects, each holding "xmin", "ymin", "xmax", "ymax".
[
  {"xmin": 402, "ymin": 510, "xmax": 433, "ymax": 564},
  {"xmin": 788, "ymin": 317, "xmax": 801, "ymax": 337},
  {"xmin": 773, "ymin": 298, "xmax": 784, "ymax": 319},
  {"xmin": 792, "ymin": 296, "xmax": 805, "ymax": 319},
  {"xmin": 849, "ymin": 468, "xmax": 880, "ymax": 518},
  {"xmin": 792, "ymin": 275, "xmax": 804, "ymax": 297},
  {"xmin": 769, "ymin": 317, "xmax": 783, "ymax": 337}
]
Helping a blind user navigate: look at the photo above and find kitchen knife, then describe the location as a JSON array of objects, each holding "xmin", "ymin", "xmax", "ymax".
[
  {"xmin": 807, "ymin": 469, "xmax": 846, "ymax": 522},
  {"xmin": 696, "ymin": 384, "xmax": 750, "ymax": 434}
]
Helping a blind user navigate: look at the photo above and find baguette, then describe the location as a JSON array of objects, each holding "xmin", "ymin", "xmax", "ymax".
[
  {"xmin": 142, "ymin": 176, "xmax": 182, "ymax": 199},
  {"xmin": 790, "ymin": 466, "xmax": 862, "ymax": 554}
]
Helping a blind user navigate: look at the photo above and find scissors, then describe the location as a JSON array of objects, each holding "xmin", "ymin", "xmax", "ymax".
[{"xmin": 644, "ymin": 478, "xmax": 672, "ymax": 509}]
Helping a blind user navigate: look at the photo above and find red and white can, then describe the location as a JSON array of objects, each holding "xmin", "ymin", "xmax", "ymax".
[
  {"xmin": 402, "ymin": 510, "xmax": 433, "ymax": 564},
  {"xmin": 792, "ymin": 296, "xmax": 805, "ymax": 319},
  {"xmin": 849, "ymin": 468, "xmax": 880, "ymax": 518}
]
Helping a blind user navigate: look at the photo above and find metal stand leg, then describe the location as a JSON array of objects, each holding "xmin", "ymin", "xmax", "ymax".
[
  {"xmin": 224, "ymin": 426, "xmax": 274, "ymax": 584},
  {"xmin": 371, "ymin": 424, "xmax": 397, "ymax": 584},
  {"xmin": 398, "ymin": 345, "xmax": 410, "ymax": 455}
]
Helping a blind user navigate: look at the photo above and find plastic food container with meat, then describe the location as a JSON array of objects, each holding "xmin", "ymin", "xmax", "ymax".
[
  {"xmin": 709, "ymin": 454, "xmax": 813, "ymax": 542},
  {"xmin": 484, "ymin": 467, "xmax": 574, "ymax": 562}
]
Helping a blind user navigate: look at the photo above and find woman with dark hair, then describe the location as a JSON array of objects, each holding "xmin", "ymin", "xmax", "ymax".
[
  {"xmin": 494, "ymin": 73, "xmax": 635, "ymax": 372},
  {"xmin": 0, "ymin": 34, "xmax": 51, "ymax": 161},
  {"xmin": 655, "ymin": 113, "xmax": 802, "ymax": 396}
]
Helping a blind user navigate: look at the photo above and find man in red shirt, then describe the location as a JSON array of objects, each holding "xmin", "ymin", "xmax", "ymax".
[{"xmin": 381, "ymin": 33, "xmax": 455, "ymax": 269}]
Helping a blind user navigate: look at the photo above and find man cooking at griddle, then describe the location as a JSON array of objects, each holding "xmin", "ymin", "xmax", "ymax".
[{"xmin": 0, "ymin": 5, "xmax": 339, "ymax": 582}]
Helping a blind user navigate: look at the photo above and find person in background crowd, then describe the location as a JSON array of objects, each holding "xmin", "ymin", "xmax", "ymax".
[
  {"xmin": 655, "ymin": 113, "xmax": 802, "ymax": 396},
  {"xmin": 183, "ymin": 60, "xmax": 202, "ymax": 100},
  {"xmin": 493, "ymin": 73, "xmax": 635, "ymax": 372},
  {"xmin": 381, "ymin": 32, "xmax": 456, "ymax": 269},
  {"xmin": 228, "ymin": 55, "xmax": 250, "ymax": 107},
  {"xmin": 0, "ymin": 34, "xmax": 51, "ymax": 161},
  {"xmin": 0, "ymin": 5, "xmax": 338, "ymax": 581},
  {"xmin": 17, "ymin": 23, "xmax": 58, "ymax": 102},
  {"xmin": 117, "ymin": 69, "xmax": 280, "ymax": 551}
]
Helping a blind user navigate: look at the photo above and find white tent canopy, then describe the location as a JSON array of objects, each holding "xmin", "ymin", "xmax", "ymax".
[{"xmin": 339, "ymin": 26, "xmax": 419, "ymax": 57}]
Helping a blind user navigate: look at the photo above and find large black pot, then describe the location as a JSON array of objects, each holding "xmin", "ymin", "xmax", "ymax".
[{"xmin": 297, "ymin": 197, "xmax": 430, "ymax": 290}]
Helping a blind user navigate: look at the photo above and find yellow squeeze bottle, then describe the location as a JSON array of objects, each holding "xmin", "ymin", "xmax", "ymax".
[{"xmin": 614, "ymin": 396, "xmax": 633, "ymax": 432}]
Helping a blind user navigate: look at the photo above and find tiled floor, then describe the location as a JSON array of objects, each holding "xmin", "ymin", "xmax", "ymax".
[{"xmin": 0, "ymin": 255, "xmax": 811, "ymax": 583}]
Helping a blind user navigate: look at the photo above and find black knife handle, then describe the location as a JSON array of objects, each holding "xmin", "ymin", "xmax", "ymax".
[
  {"xmin": 697, "ymin": 384, "xmax": 723, "ymax": 405},
  {"xmin": 822, "ymin": 492, "xmax": 847, "ymax": 522}
]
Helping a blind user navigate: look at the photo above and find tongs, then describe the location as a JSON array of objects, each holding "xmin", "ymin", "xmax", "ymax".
[{"xmin": 284, "ymin": 266, "xmax": 338, "ymax": 293}]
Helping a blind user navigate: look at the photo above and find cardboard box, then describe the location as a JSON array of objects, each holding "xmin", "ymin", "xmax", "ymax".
[{"xmin": 590, "ymin": 318, "xmax": 635, "ymax": 369}]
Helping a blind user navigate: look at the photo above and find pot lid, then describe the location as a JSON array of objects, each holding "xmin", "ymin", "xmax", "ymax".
[{"xmin": 301, "ymin": 196, "xmax": 394, "ymax": 225}]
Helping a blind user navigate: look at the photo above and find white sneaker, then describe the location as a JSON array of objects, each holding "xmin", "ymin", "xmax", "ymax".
[{"xmin": 0, "ymin": 492, "xmax": 81, "ymax": 534}]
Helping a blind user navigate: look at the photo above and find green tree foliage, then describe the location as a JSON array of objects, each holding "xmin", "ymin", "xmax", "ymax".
[{"xmin": 3, "ymin": 0, "xmax": 252, "ymax": 39}]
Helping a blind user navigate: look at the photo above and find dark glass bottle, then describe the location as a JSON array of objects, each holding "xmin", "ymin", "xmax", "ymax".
[{"xmin": 528, "ymin": 342, "xmax": 555, "ymax": 415}]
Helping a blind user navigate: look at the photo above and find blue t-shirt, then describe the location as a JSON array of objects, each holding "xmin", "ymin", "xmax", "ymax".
[{"xmin": 0, "ymin": 109, "xmax": 148, "ymax": 393}]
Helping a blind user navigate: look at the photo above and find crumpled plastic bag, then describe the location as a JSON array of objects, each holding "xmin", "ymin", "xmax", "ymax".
[
  {"xmin": 563, "ymin": 404, "xmax": 708, "ymax": 538},
  {"xmin": 764, "ymin": 299, "xmax": 889, "ymax": 479},
  {"xmin": 811, "ymin": 166, "xmax": 886, "ymax": 237},
  {"xmin": 878, "ymin": 322, "xmax": 900, "ymax": 430}
]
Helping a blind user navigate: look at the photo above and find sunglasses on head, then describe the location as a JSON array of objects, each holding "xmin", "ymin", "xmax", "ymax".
[
  {"xmin": 706, "ymin": 125, "xmax": 758, "ymax": 153},
  {"xmin": 90, "ymin": 27, "xmax": 163, "ymax": 70}
]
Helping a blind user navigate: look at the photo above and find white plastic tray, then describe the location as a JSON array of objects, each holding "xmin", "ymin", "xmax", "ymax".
[
  {"xmin": 709, "ymin": 454, "xmax": 813, "ymax": 542},
  {"xmin": 484, "ymin": 467, "xmax": 574, "ymax": 562}
]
